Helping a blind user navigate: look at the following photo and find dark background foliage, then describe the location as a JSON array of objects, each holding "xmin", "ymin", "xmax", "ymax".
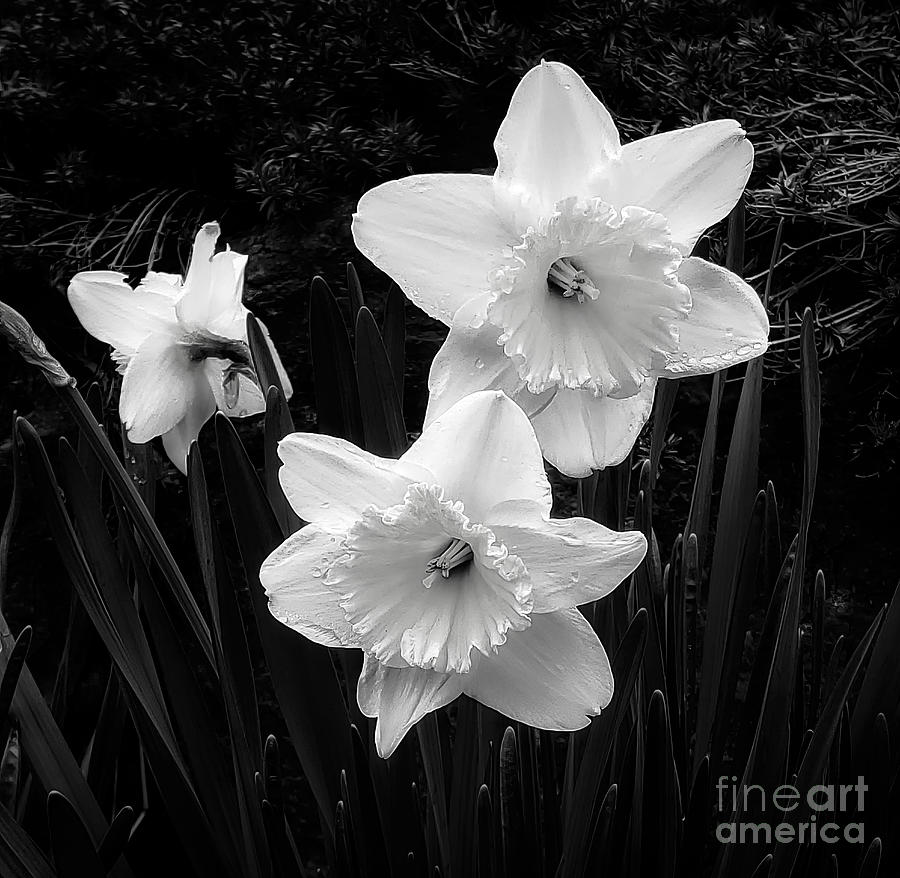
[{"xmin": 1, "ymin": 0, "xmax": 898, "ymax": 689}]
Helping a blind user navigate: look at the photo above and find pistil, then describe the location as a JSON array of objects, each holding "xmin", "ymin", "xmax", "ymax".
[
  {"xmin": 547, "ymin": 257, "xmax": 601, "ymax": 304},
  {"xmin": 425, "ymin": 538, "xmax": 474, "ymax": 582}
]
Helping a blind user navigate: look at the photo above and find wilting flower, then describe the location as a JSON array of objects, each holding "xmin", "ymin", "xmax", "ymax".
[
  {"xmin": 352, "ymin": 61, "xmax": 769, "ymax": 477},
  {"xmin": 68, "ymin": 221, "xmax": 292, "ymax": 473},
  {"xmin": 260, "ymin": 390, "xmax": 647, "ymax": 757}
]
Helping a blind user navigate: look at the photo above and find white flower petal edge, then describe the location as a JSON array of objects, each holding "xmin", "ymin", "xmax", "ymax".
[
  {"xmin": 486, "ymin": 498, "xmax": 647, "ymax": 611},
  {"xmin": 260, "ymin": 390, "xmax": 647, "ymax": 757},
  {"xmin": 493, "ymin": 59, "xmax": 621, "ymax": 231},
  {"xmin": 530, "ymin": 381, "xmax": 659, "ymax": 478},
  {"xmin": 351, "ymin": 174, "xmax": 512, "ymax": 325},
  {"xmin": 67, "ymin": 221, "xmax": 292, "ymax": 474},
  {"xmin": 596, "ymin": 119, "xmax": 754, "ymax": 255},
  {"xmin": 652, "ymin": 257, "xmax": 770, "ymax": 376},
  {"xmin": 464, "ymin": 608, "xmax": 614, "ymax": 730}
]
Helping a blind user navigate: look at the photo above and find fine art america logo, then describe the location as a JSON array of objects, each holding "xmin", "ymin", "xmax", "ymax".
[{"xmin": 716, "ymin": 777, "xmax": 868, "ymax": 845}]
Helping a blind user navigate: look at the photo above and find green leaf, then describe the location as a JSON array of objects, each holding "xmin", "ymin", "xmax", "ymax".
[
  {"xmin": 642, "ymin": 691, "xmax": 679, "ymax": 878},
  {"xmin": 560, "ymin": 609, "xmax": 648, "ymax": 878},
  {"xmin": 47, "ymin": 791, "xmax": 107, "ymax": 878},
  {"xmin": 0, "ymin": 626, "xmax": 31, "ymax": 724},
  {"xmin": 309, "ymin": 276, "xmax": 364, "ymax": 445},
  {"xmin": 355, "ymin": 306, "xmax": 407, "ymax": 458},
  {"xmin": 381, "ymin": 282, "xmax": 406, "ymax": 401},
  {"xmin": 215, "ymin": 413, "xmax": 352, "ymax": 831},
  {"xmin": 346, "ymin": 262, "xmax": 366, "ymax": 320},
  {"xmin": 499, "ymin": 727, "xmax": 526, "ymax": 878},
  {"xmin": 649, "ymin": 378, "xmax": 679, "ymax": 488},
  {"xmin": 0, "ymin": 795, "xmax": 56, "ymax": 878},
  {"xmin": 695, "ymin": 352, "xmax": 763, "ymax": 770},
  {"xmin": 263, "ymin": 386, "xmax": 303, "ymax": 536},
  {"xmin": 770, "ymin": 607, "xmax": 882, "ymax": 876}
]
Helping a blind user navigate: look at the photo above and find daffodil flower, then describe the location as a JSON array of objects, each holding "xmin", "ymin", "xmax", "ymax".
[
  {"xmin": 352, "ymin": 61, "xmax": 769, "ymax": 477},
  {"xmin": 67, "ymin": 222, "xmax": 292, "ymax": 473},
  {"xmin": 259, "ymin": 390, "xmax": 647, "ymax": 757}
]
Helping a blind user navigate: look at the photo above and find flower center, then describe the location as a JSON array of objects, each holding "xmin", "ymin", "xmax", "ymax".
[
  {"xmin": 425, "ymin": 537, "xmax": 474, "ymax": 584},
  {"xmin": 547, "ymin": 257, "xmax": 601, "ymax": 304}
]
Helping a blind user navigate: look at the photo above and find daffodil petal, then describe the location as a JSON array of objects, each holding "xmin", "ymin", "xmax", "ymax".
[
  {"xmin": 67, "ymin": 271, "xmax": 177, "ymax": 356},
  {"xmin": 119, "ymin": 333, "xmax": 198, "ymax": 444},
  {"xmin": 357, "ymin": 655, "xmax": 464, "ymax": 758},
  {"xmin": 530, "ymin": 381, "xmax": 657, "ymax": 477},
  {"xmin": 464, "ymin": 608, "xmax": 613, "ymax": 729},
  {"xmin": 351, "ymin": 174, "xmax": 511, "ymax": 325},
  {"xmin": 494, "ymin": 60, "xmax": 621, "ymax": 230},
  {"xmin": 138, "ymin": 271, "xmax": 183, "ymax": 299},
  {"xmin": 277, "ymin": 433, "xmax": 434, "ymax": 531},
  {"xmin": 176, "ymin": 222, "xmax": 220, "ymax": 329},
  {"xmin": 260, "ymin": 524, "xmax": 357, "ymax": 649},
  {"xmin": 486, "ymin": 500, "xmax": 647, "ymax": 611},
  {"xmin": 160, "ymin": 374, "xmax": 217, "ymax": 474},
  {"xmin": 403, "ymin": 390, "xmax": 552, "ymax": 522},
  {"xmin": 603, "ymin": 119, "xmax": 753, "ymax": 253},
  {"xmin": 654, "ymin": 257, "xmax": 769, "ymax": 376},
  {"xmin": 424, "ymin": 307, "xmax": 551, "ymax": 428}
]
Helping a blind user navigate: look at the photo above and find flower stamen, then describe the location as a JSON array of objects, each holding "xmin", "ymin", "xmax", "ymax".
[
  {"xmin": 425, "ymin": 537, "xmax": 474, "ymax": 582},
  {"xmin": 547, "ymin": 257, "xmax": 601, "ymax": 304}
]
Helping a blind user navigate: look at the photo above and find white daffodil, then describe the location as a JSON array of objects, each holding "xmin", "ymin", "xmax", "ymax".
[
  {"xmin": 259, "ymin": 390, "xmax": 647, "ymax": 758},
  {"xmin": 352, "ymin": 61, "xmax": 769, "ymax": 477},
  {"xmin": 68, "ymin": 221, "xmax": 292, "ymax": 473}
]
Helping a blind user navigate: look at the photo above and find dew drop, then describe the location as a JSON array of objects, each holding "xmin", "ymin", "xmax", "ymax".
[
  {"xmin": 311, "ymin": 567, "xmax": 322, "ymax": 579},
  {"xmin": 570, "ymin": 571, "xmax": 580, "ymax": 583},
  {"xmin": 474, "ymin": 357, "xmax": 485, "ymax": 370},
  {"xmin": 320, "ymin": 500, "xmax": 330, "ymax": 508},
  {"xmin": 724, "ymin": 328, "xmax": 734, "ymax": 341}
]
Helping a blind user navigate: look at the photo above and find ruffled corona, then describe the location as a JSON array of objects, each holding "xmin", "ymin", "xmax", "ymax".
[
  {"xmin": 485, "ymin": 198, "xmax": 690, "ymax": 397},
  {"xmin": 329, "ymin": 483, "xmax": 532, "ymax": 674}
]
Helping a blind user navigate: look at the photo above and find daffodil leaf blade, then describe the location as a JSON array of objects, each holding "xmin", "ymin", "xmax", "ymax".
[
  {"xmin": 215, "ymin": 413, "xmax": 351, "ymax": 832},
  {"xmin": 309, "ymin": 275, "xmax": 365, "ymax": 446},
  {"xmin": 560, "ymin": 608, "xmax": 647, "ymax": 878},
  {"xmin": 695, "ymin": 354, "xmax": 763, "ymax": 769},
  {"xmin": 47, "ymin": 791, "xmax": 108, "ymax": 878},
  {"xmin": 346, "ymin": 261, "xmax": 366, "ymax": 320},
  {"xmin": 768, "ymin": 606, "xmax": 883, "ymax": 877},
  {"xmin": 263, "ymin": 386, "xmax": 303, "ymax": 536},
  {"xmin": 355, "ymin": 305, "xmax": 407, "ymax": 458},
  {"xmin": 641, "ymin": 690, "xmax": 680, "ymax": 876},
  {"xmin": 0, "ymin": 793, "xmax": 56, "ymax": 878},
  {"xmin": 381, "ymin": 281, "xmax": 406, "ymax": 400},
  {"xmin": 0, "ymin": 603, "xmax": 112, "ymax": 852}
]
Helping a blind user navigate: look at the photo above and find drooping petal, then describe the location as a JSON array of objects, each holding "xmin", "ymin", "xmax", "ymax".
[
  {"xmin": 207, "ymin": 364, "xmax": 266, "ymax": 418},
  {"xmin": 403, "ymin": 390, "xmax": 552, "ymax": 521},
  {"xmin": 351, "ymin": 174, "xmax": 512, "ymax": 325},
  {"xmin": 331, "ymin": 484, "xmax": 532, "ymax": 673},
  {"xmin": 357, "ymin": 655, "xmax": 464, "ymax": 758},
  {"xmin": 599, "ymin": 119, "xmax": 753, "ymax": 253},
  {"xmin": 493, "ymin": 61, "xmax": 621, "ymax": 231},
  {"xmin": 160, "ymin": 372, "xmax": 217, "ymax": 474},
  {"xmin": 260, "ymin": 524, "xmax": 357, "ymax": 648},
  {"xmin": 277, "ymin": 433, "xmax": 433, "ymax": 531},
  {"xmin": 530, "ymin": 380, "xmax": 657, "ymax": 477},
  {"xmin": 464, "ymin": 608, "xmax": 613, "ymax": 729},
  {"xmin": 176, "ymin": 222, "xmax": 220, "ymax": 329},
  {"xmin": 424, "ymin": 300, "xmax": 554, "ymax": 427},
  {"xmin": 653, "ymin": 257, "xmax": 769, "ymax": 377},
  {"xmin": 486, "ymin": 499, "xmax": 647, "ymax": 611},
  {"xmin": 68, "ymin": 271, "xmax": 177, "ymax": 356},
  {"xmin": 119, "ymin": 332, "xmax": 199, "ymax": 444}
]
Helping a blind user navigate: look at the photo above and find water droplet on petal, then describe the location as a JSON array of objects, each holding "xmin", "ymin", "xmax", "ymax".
[
  {"xmin": 311, "ymin": 567, "xmax": 322, "ymax": 579},
  {"xmin": 474, "ymin": 357, "xmax": 485, "ymax": 370},
  {"xmin": 724, "ymin": 328, "xmax": 734, "ymax": 341},
  {"xmin": 570, "ymin": 571, "xmax": 580, "ymax": 582}
]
